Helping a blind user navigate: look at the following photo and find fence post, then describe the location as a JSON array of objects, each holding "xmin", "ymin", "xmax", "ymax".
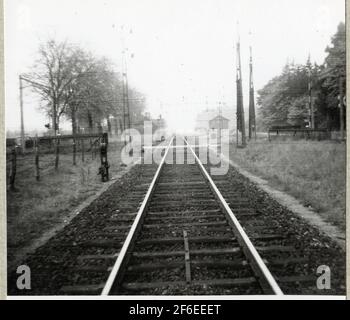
[
  {"xmin": 90, "ymin": 139, "xmax": 94, "ymax": 160},
  {"xmin": 10, "ymin": 147, "xmax": 17, "ymax": 190},
  {"xmin": 81, "ymin": 138, "xmax": 85, "ymax": 162},
  {"xmin": 55, "ymin": 137, "xmax": 60, "ymax": 170},
  {"xmin": 73, "ymin": 137, "xmax": 77, "ymax": 165},
  {"xmin": 35, "ymin": 135, "xmax": 40, "ymax": 181}
]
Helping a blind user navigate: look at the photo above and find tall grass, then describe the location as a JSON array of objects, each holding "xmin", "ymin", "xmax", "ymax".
[
  {"xmin": 7, "ymin": 141, "xmax": 126, "ymax": 264},
  {"xmin": 229, "ymin": 140, "xmax": 346, "ymax": 231}
]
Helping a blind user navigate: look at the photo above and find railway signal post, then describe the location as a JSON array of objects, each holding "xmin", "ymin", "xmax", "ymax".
[
  {"xmin": 248, "ymin": 46, "xmax": 257, "ymax": 140},
  {"xmin": 236, "ymin": 37, "xmax": 246, "ymax": 148},
  {"xmin": 99, "ymin": 133, "xmax": 110, "ymax": 182}
]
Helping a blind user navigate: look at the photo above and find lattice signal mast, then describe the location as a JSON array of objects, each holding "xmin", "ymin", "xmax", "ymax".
[
  {"xmin": 121, "ymin": 26, "xmax": 132, "ymax": 146},
  {"xmin": 236, "ymin": 34, "xmax": 246, "ymax": 147},
  {"xmin": 248, "ymin": 46, "xmax": 257, "ymax": 140}
]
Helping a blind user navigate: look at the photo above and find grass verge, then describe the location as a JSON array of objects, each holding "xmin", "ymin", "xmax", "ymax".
[
  {"xmin": 6, "ymin": 139, "xmax": 126, "ymax": 264},
  {"xmin": 228, "ymin": 139, "xmax": 346, "ymax": 232}
]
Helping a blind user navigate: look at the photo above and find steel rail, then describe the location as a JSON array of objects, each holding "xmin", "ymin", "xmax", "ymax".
[
  {"xmin": 101, "ymin": 137, "xmax": 174, "ymax": 295},
  {"xmin": 184, "ymin": 138, "xmax": 284, "ymax": 295}
]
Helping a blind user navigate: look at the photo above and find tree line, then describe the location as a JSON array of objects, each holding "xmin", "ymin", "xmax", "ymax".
[
  {"xmin": 257, "ymin": 22, "xmax": 346, "ymax": 130},
  {"xmin": 24, "ymin": 39, "xmax": 146, "ymax": 136}
]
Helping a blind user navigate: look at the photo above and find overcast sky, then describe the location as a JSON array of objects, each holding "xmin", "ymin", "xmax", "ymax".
[{"xmin": 5, "ymin": 0, "xmax": 345, "ymax": 132}]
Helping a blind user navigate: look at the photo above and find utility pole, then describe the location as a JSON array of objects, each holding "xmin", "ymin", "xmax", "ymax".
[
  {"xmin": 19, "ymin": 75, "xmax": 25, "ymax": 154},
  {"xmin": 248, "ymin": 46, "xmax": 257, "ymax": 140},
  {"xmin": 236, "ymin": 36, "xmax": 246, "ymax": 147},
  {"xmin": 19, "ymin": 74, "xmax": 53, "ymax": 142},
  {"xmin": 218, "ymin": 102, "xmax": 223, "ymax": 147},
  {"xmin": 121, "ymin": 26, "xmax": 132, "ymax": 147},
  {"xmin": 307, "ymin": 57, "xmax": 314, "ymax": 129}
]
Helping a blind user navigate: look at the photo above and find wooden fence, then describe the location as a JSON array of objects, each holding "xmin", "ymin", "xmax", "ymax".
[
  {"xmin": 267, "ymin": 127, "xmax": 330, "ymax": 141},
  {"xmin": 6, "ymin": 133, "xmax": 107, "ymax": 190}
]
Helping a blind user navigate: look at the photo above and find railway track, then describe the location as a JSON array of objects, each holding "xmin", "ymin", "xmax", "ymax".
[
  {"xmin": 98, "ymin": 137, "xmax": 286, "ymax": 295},
  {"xmin": 9, "ymin": 135, "xmax": 344, "ymax": 296}
]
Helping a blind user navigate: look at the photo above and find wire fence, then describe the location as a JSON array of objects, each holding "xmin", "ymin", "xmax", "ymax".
[{"xmin": 6, "ymin": 133, "xmax": 105, "ymax": 190}]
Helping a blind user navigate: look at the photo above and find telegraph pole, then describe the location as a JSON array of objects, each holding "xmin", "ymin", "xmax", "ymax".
[
  {"xmin": 307, "ymin": 57, "xmax": 314, "ymax": 129},
  {"xmin": 236, "ymin": 36, "xmax": 246, "ymax": 147},
  {"xmin": 19, "ymin": 75, "xmax": 25, "ymax": 154},
  {"xmin": 122, "ymin": 50, "xmax": 130, "ymax": 135},
  {"xmin": 121, "ymin": 27, "xmax": 132, "ymax": 147},
  {"xmin": 19, "ymin": 75, "xmax": 52, "ymax": 144},
  {"xmin": 248, "ymin": 46, "xmax": 256, "ymax": 140}
]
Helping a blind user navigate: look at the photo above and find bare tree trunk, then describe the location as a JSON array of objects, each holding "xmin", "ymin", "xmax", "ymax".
[
  {"xmin": 107, "ymin": 116, "xmax": 112, "ymax": 134},
  {"xmin": 72, "ymin": 106, "xmax": 77, "ymax": 165},
  {"xmin": 55, "ymin": 137, "xmax": 60, "ymax": 170},
  {"xmin": 52, "ymin": 105, "xmax": 56, "ymax": 136},
  {"xmin": 98, "ymin": 121, "xmax": 103, "ymax": 134},
  {"xmin": 10, "ymin": 148, "xmax": 17, "ymax": 191},
  {"xmin": 88, "ymin": 110, "xmax": 93, "ymax": 133},
  {"xmin": 35, "ymin": 135, "xmax": 40, "ymax": 181},
  {"xmin": 54, "ymin": 99, "xmax": 60, "ymax": 170},
  {"xmin": 81, "ymin": 138, "xmax": 85, "ymax": 162},
  {"xmin": 53, "ymin": 100, "xmax": 58, "ymax": 136}
]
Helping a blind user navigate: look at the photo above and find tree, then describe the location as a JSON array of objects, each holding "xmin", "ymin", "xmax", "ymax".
[
  {"xmin": 257, "ymin": 62, "xmax": 318, "ymax": 128},
  {"xmin": 128, "ymin": 88, "xmax": 146, "ymax": 125},
  {"xmin": 66, "ymin": 57, "xmax": 123, "ymax": 134},
  {"xmin": 26, "ymin": 40, "xmax": 92, "ymax": 135},
  {"xmin": 315, "ymin": 22, "xmax": 346, "ymax": 130},
  {"xmin": 26, "ymin": 38, "xmax": 147, "ymax": 137},
  {"xmin": 257, "ymin": 22, "xmax": 345, "ymax": 130}
]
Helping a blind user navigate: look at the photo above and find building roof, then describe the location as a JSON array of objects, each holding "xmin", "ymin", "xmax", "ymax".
[
  {"xmin": 209, "ymin": 115, "xmax": 229, "ymax": 122},
  {"xmin": 195, "ymin": 108, "xmax": 236, "ymax": 131}
]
